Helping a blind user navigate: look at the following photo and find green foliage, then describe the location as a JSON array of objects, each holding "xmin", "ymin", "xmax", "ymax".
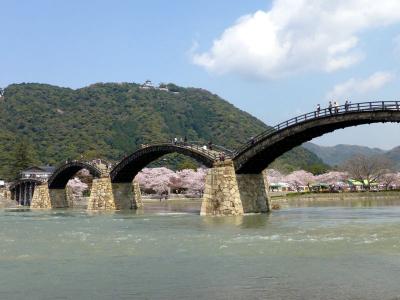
[
  {"xmin": 270, "ymin": 146, "xmax": 329, "ymax": 175},
  {"xmin": 177, "ymin": 159, "xmax": 198, "ymax": 171},
  {"xmin": 10, "ymin": 138, "xmax": 38, "ymax": 179},
  {"xmin": 0, "ymin": 82, "xmax": 326, "ymax": 179}
]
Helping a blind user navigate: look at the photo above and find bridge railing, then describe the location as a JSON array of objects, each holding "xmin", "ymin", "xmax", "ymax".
[
  {"xmin": 235, "ymin": 100, "xmax": 400, "ymax": 155},
  {"xmin": 184, "ymin": 140, "xmax": 235, "ymax": 157},
  {"xmin": 138, "ymin": 140, "xmax": 234, "ymax": 161},
  {"xmin": 49, "ymin": 158, "xmax": 113, "ymax": 177}
]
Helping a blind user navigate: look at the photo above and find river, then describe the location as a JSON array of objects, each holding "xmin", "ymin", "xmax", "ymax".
[{"xmin": 1, "ymin": 198, "xmax": 400, "ymax": 300}]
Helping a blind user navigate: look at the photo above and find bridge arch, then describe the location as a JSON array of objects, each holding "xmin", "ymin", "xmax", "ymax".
[
  {"xmin": 110, "ymin": 143, "xmax": 217, "ymax": 183},
  {"xmin": 48, "ymin": 161, "xmax": 102, "ymax": 189},
  {"xmin": 233, "ymin": 101, "xmax": 400, "ymax": 174}
]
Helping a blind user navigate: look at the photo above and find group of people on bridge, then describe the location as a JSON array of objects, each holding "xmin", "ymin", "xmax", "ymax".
[
  {"xmin": 316, "ymin": 100, "xmax": 351, "ymax": 117},
  {"xmin": 173, "ymin": 136, "xmax": 188, "ymax": 146},
  {"xmin": 172, "ymin": 136, "xmax": 215, "ymax": 151}
]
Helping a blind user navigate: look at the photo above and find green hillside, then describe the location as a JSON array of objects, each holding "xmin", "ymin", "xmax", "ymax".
[
  {"xmin": 0, "ymin": 82, "xmax": 327, "ymax": 179},
  {"xmin": 304, "ymin": 142, "xmax": 400, "ymax": 169}
]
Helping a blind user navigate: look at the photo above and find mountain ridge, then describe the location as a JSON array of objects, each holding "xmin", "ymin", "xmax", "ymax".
[
  {"xmin": 304, "ymin": 142, "xmax": 400, "ymax": 168},
  {"xmin": 0, "ymin": 82, "xmax": 327, "ymax": 179}
]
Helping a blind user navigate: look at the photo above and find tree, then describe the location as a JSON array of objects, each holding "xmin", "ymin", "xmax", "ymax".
[
  {"xmin": 177, "ymin": 168, "xmax": 207, "ymax": 195},
  {"xmin": 11, "ymin": 138, "xmax": 38, "ymax": 179},
  {"xmin": 177, "ymin": 159, "xmax": 197, "ymax": 171},
  {"xmin": 265, "ymin": 169, "xmax": 285, "ymax": 183},
  {"xmin": 135, "ymin": 167, "xmax": 176, "ymax": 195},
  {"xmin": 135, "ymin": 167, "xmax": 208, "ymax": 196},
  {"xmin": 284, "ymin": 170, "xmax": 315, "ymax": 191},
  {"xmin": 342, "ymin": 154, "xmax": 393, "ymax": 190},
  {"xmin": 380, "ymin": 172, "xmax": 400, "ymax": 190},
  {"xmin": 314, "ymin": 171, "xmax": 348, "ymax": 185}
]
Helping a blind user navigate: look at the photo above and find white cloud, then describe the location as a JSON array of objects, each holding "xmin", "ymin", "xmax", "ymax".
[
  {"xmin": 193, "ymin": 0, "xmax": 400, "ymax": 79},
  {"xmin": 326, "ymin": 71, "xmax": 395, "ymax": 99}
]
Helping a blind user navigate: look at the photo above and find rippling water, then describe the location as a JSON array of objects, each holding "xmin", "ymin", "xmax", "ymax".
[{"xmin": 1, "ymin": 199, "xmax": 400, "ymax": 300}]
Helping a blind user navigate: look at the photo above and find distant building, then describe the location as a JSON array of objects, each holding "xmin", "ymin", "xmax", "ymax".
[
  {"xmin": 269, "ymin": 182, "xmax": 290, "ymax": 192},
  {"xmin": 139, "ymin": 80, "xmax": 181, "ymax": 93},
  {"xmin": 140, "ymin": 80, "xmax": 155, "ymax": 90},
  {"xmin": 347, "ymin": 179, "xmax": 378, "ymax": 191},
  {"xmin": 20, "ymin": 166, "xmax": 56, "ymax": 181}
]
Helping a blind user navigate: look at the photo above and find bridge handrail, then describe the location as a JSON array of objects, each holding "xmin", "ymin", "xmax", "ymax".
[
  {"xmin": 235, "ymin": 100, "xmax": 400, "ymax": 156},
  {"xmin": 50, "ymin": 159, "xmax": 111, "ymax": 177},
  {"xmin": 137, "ymin": 140, "xmax": 233, "ymax": 160},
  {"xmin": 184, "ymin": 140, "xmax": 235, "ymax": 155},
  {"xmin": 53, "ymin": 159, "xmax": 104, "ymax": 168}
]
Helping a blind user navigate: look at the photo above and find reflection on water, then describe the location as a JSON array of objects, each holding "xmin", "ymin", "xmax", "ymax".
[{"xmin": 1, "ymin": 197, "xmax": 400, "ymax": 300}]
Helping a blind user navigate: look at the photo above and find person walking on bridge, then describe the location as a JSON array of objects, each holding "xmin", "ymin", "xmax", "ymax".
[
  {"xmin": 345, "ymin": 100, "xmax": 350, "ymax": 112},
  {"xmin": 328, "ymin": 101, "xmax": 333, "ymax": 114},
  {"xmin": 219, "ymin": 152, "xmax": 225, "ymax": 162},
  {"xmin": 334, "ymin": 100, "xmax": 339, "ymax": 113},
  {"xmin": 316, "ymin": 104, "xmax": 321, "ymax": 117}
]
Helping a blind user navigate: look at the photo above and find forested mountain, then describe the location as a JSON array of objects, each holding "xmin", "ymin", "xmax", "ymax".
[
  {"xmin": 0, "ymin": 82, "xmax": 327, "ymax": 179},
  {"xmin": 304, "ymin": 143, "xmax": 400, "ymax": 169}
]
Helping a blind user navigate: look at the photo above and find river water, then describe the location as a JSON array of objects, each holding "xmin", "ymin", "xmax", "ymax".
[{"xmin": 1, "ymin": 199, "xmax": 400, "ymax": 300}]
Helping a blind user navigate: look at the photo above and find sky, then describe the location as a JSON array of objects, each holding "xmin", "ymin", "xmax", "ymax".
[{"xmin": 1, "ymin": 0, "xmax": 400, "ymax": 149}]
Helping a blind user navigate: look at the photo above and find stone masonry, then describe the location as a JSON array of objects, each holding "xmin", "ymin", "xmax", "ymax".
[
  {"xmin": 200, "ymin": 160, "xmax": 271, "ymax": 216},
  {"xmin": 200, "ymin": 160, "xmax": 244, "ymax": 216},
  {"xmin": 31, "ymin": 185, "xmax": 69, "ymax": 208},
  {"xmin": 132, "ymin": 180, "xmax": 143, "ymax": 208},
  {"xmin": 30, "ymin": 185, "xmax": 51, "ymax": 208},
  {"xmin": 31, "ymin": 177, "xmax": 143, "ymax": 210},
  {"xmin": 236, "ymin": 170, "xmax": 271, "ymax": 213},
  {"xmin": 87, "ymin": 177, "xmax": 142, "ymax": 210}
]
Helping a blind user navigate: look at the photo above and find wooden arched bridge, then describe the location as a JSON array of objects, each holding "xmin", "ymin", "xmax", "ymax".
[
  {"xmin": 15, "ymin": 100, "xmax": 400, "ymax": 215},
  {"xmin": 233, "ymin": 101, "xmax": 400, "ymax": 173}
]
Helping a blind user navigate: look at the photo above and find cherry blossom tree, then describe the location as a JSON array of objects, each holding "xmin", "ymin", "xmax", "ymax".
[
  {"xmin": 284, "ymin": 170, "xmax": 315, "ymax": 191},
  {"xmin": 135, "ymin": 167, "xmax": 176, "ymax": 195},
  {"xmin": 342, "ymin": 154, "xmax": 393, "ymax": 190},
  {"xmin": 265, "ymin": 169, "xmax": 284, "ymax": 183},
  {"xmin": 315, "ymin": 171, "xmax": 348, "ymax": 185},
  {"xmin": 177, "ymin": 168, "xmax": 207, "ymax": 195},
  {"xmin": 380, "ymin": 172, "xmax": 400, "ymax": 190},
  {"xmin": 135, "ymin": 167, "xmax": 208, "ymax": 196},
  {"xmin": 67, "ymin": 177, "xmax": 89, "ymax": 196}
]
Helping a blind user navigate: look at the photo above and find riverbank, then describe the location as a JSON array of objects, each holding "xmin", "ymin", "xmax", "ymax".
[{"xmin": 271, "ymin": 191, "xmax": 400, "ymax": 208}]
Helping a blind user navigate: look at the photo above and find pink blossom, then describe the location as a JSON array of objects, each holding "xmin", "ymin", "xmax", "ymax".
[{"xmin": 135, "ymin": 167, "xmax": 208, "ymax": 195}]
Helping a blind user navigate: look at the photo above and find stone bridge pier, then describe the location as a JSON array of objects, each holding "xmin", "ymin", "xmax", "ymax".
[
  {"xmin": 200, "ymin": 160, "xmax": 271, "ymax": 216},
  {"xmin": 31, "ymin": 177, "xmax": 142, "ymax": 210},
  {"xmin": 87, "ymin": 177, "xmax": 142, "ymax": 210},
  {"xmin": 30, "ymin": 185, "xmax": 70, "ymax": 208}
]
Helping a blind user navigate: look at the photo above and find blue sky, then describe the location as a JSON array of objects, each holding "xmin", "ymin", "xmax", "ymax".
[{"xmin": 1, "ymin": 0, "xmax": 399, "ymax": 149}]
